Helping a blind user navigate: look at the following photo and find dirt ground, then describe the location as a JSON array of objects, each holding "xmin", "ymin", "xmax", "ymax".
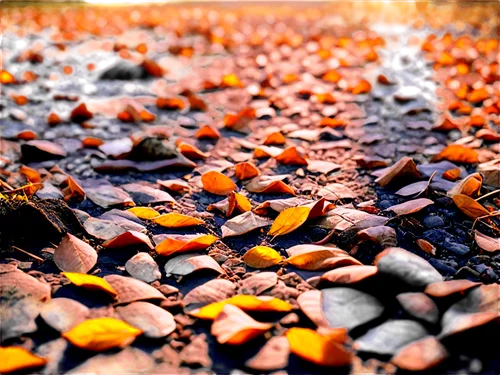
[{"xmin": 0, "ymin": 2, "xmax": 499, "ymax": 375}]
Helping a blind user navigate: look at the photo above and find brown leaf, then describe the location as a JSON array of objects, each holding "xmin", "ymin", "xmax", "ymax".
[
  {"xmin": 391, "ymin": 337, "xmax": 448, "ymax": 371},
  {"xmin": 474, "ymin": 230, "xmax": 500, "ymax": 253},
  {"xmin": 416, "ymin": 239, "xmax": 436, "ymax": 256},
  {"xmin": 245, "ymin": 336, "xmax": 289, "ymax": 371},
  {"xmin": 102, "ymin": 231, "xmax": 154, "ymax": 249},
  {"xmin": 433, "ymin": 145, "xmax": 479, "ymax": 164},
  {"xmin": 40, "ymin": 298, "xmax": 90, "ymax": 332},
  {"xmin": 0, "ymin": 267, "xmax": 51, "ymax": 302},
  {"xmin": 121, "ymin": 182, "xmax": 175, "ymax": 204},
  {"xmin": 317, "ymin": 207, "xmax": 388, "ymax": 231},
  {"xmin": 116, "ymin": 302, "xmax": 176, "ymax": 338},
  {"xmin": 386, "ymin": 198, "xmax": 434, "ymax": 215},
  {"xmin": 54, "ymin": 234, "xmax": 97, "ymax": 274},
  {"xmin": 316, "ymin": 265, "xmax": 378, "ymax": 287},
  {"xmin": 396, "ymin": 293, "xmax": 439, "ymax": 324},
  {"xmin": 316, "ymin": 183, "xmax": 357, "ymax": 200},
  {"xmin": 452, "ymin": 194, "xmax": 490, "ymax": 219},
  {"xmin": 374, "ymin": 157, "xmax": 421, "ymax": 187},
  {"xmin": 183, "ymin": 279, "xmax": 236, "ymax": 309},
  {"xmin": 164, "ymin": 254, "xmax": 224, "ymax": 277},
  {"xmin": 424, "ymin": 280, "xmax": 481, "ymax": 298},
  {"xmin": 103, "ymin": 274, "xmax": 166, "ymax": 305},
  {"xmin": 357, "ymin": 226, "xmax": 397, "ymax": 248},
  {"xmin": 238, "ymin": 272, "xmax": 278, "ymax": 295},
  {"xmin": 86, "ymin": 183, "xmax": 135, "ymax": 208},
  {"xmin": 447, "ymin": 173, "xmax": 482, "ymax": 197},
  {"xmin": 222, "ymin": 211, "xmax": 272, "ymax": 237},
  {"xmin": 245, "ymin": 175, "xmax": 295, "ymax": 195},
  {"xmin": 395, "ymin": 181, "xmax": 429, "ymax": 197},
  {"xmin": 477, "ymin": 159, "xmax": 500, "ymax": 187},
  {"xmin": 125, "ymin": 253, "xmax": 162, "ymax": 283},
  {"xmin": 276, "ymin": 146, "xmax": 308, "ymax": 166},
  {"xmin": 285, "ymin": 244, "xmax": 361, "ymax": 271},
  {"xmin": 210, "ymin": 305, "xmax": 272, "ymax": 345},
  {"xmin": 297, "ymin": 290, "xmax": 330, "ymax": 327}
]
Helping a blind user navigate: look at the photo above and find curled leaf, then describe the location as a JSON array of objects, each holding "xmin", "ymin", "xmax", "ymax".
[{"xmin": 452, "ymin": 194, "xmax": 490, "ymax": 219}]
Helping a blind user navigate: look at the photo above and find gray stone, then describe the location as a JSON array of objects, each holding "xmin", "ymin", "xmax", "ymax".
[{"xmin": 423, "ymin": 215, "xmax": 445, "ymax": 229}]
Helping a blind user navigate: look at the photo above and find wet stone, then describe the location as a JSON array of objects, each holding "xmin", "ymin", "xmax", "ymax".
[{"xmin": 423, "ymin": 215, "xmax": 445, "ymax": 229}]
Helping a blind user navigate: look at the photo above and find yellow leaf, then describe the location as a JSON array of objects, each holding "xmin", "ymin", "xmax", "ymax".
[
  {"xmin": 269, "ymin": 206, "xmax": 310, "ymax": 237},
  {"xmin": 62, "ymin": 317, "xmax": 142, "ymax": 351},
  {"xmin": 190, "ymin": 295, "xmax": 293, "ymax": 320},
  {"xmin": 155, "ymin": 234, "xmax": 218, "ymax": 256},
  {"xmin": 243, "ymin": 246, "xmax": 283, "ymax": 268},
  {"xmin": 452, "ymin": 194, "xmax": 490, "ymax": 219},
  {"xmin": 127, "ymin": 207, "xmax": 160, "ymax": 220},
  {"xmin": 211, "ymin": 305, "xmax": 272, "ymax": 345},
  {"xmin": 285, "ymin": 327, "xmax": 352, "ymax": 366},
  {"xmin": 201, "ymin": 171, "xmax": 237, "ymax": 195},
  {"xmin": 153, "ymin": 213, "xmax": 204, "ymax": 228},
  {"xmin": 0, "ymin": 347, "xmax": 47, "ymax": 373},
  {"xmin": 233, "ymin": 191, "xmax": 252, "ymax": 212},
  {"xmin": 62, "ymin": 272, "xmax": 117, "ymax": 298}
]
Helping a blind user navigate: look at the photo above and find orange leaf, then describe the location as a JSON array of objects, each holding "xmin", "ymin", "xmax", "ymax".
[
  {"xmin": 269, "ymin": 206, "xmax": 310, "ymax": 237},
  {"xmin": 433, "ymin": 145, "xmax": 479, "ymax": 164},
  {"xmin": 452, "ymin": 194, "xmax": 490, "ymax": 219},
  {"xmin": 47, "ymin": 112, "xmax": 62, "ymax": 127},
  {"xmin": 235, "ymin": 162, "xmax": 260, "ymax": 180},
  {"xmin": 263, "ymin": 132, "xmax": 286, "ymax": 145},
  {"xmin": 153, "ymin": 213, "xmax": 204, "ymax": 228},
  {"xmin": 245, "ymin": 175, "xmax": 295, "ymax": 195},
  {"xmin": 201, "ymin": 171, "xmax": 237, "ymax": 195},
  {"xmin": 243, "ymin": 246, "xmax": 283, "ymax": 268},
  {"xmin": 374, "ymin": 157, "xmax": 421, "ymax": 187},
  {"xmin": 82, "ymin": 137, "xmax": 104, "ymax": 148},
  {"xmin": 1, "ymin": 70, "xmax": 16, "ymax": 85},
  {"xmin": 467, "ymin": 87, "xmax": 489, "ymax": 103},
  {"xmin": 319, "ymin": 118, "xmax": 346, "ymax": 128},
  {"xmin": 442, "ymin": 168, "xmax": 461, "ymax": 181},
  {"xmin": 177, "ymin": 141, "xmax": 209, "ymax": 160},
  {"xmin": 221, "ymin": 73, "xmax": 244, "ymax": 88},
  {"xmin": 155, "ymin": 233, "xmax": 218, "ymax": 256},
  {"xmin": 351, "ymin": 79, "xmax": 371, "ymax": 94},
  {"xmin": 62, "ymin": 272, "xmax": 118, "ymax": 298},
  {"xmin": 322, "ymin": 70, "xmax": 342, "ymax": 83},
  {"xmin": 102, "ymin": 231, "xmax": 154, "ymax": 249},
  {"xmin": 0, "ymin": 347, "xmax": 47, "ymax": 373},
  {"xmin": 127, "ymin": 206, "xmax": 160, "ymax": 220},
  {"xmin": 275, "ymin": 146, "xmax": 308, "ymax": 166},
  {"xmin": 447, "ymin": 173, "xmax": 482, "ymax": 197},
  {"xmin": 70, "ymin": 103, "xmax": 93, "ymax": 123},
  {"xmin": 156, "ymin": 97, "xmax": 185, "ymax": 110},
  {"xmin": 196, "ymin": 125, "xmax": 220, "ymax": 140}
]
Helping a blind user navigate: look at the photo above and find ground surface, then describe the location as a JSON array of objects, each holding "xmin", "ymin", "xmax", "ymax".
[{"xmin": 0, "ymin": 2, "xmax": 499, "ymax": 375}]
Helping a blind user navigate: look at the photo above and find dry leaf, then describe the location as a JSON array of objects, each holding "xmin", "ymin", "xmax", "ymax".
[
  {"xmin": 285, "ymin": 327, "xmax": 352, "ymax": 366},
  {"xmin": 127, "ymin": 206, "xmax": 160, "ymax": 220},
  {"xmin": 155, "ymin": 234, "xmax": 218, "ymax": 256},
  {"xmin": 375, "ymin": 157, "xmax": 421, "ymax": 186},
  {"xmin": 357, "ymin": 226, "xmax": 397, "ymax": 248},
  {"xmin": 297, "ymin": 290, "xmax": 330, "ymax": 327},
  {"xmin": 285, "ymin": 244, "xmax": 360, "ymax": 270},
  {"xmin": 235, "ymin": 162, "xmax": 260, "ymax": 180},
  {"xmin": 184, "ymin": 279, "xmax": 236, "ymax": 309},
  {"xmin": 447, "ymin": 173, "xmax": 482, "ymax": 197},
  {"xmin": 391, "ymin": 337, "xmax": 448, "ymax": 371},
  {"xmin": 254, "ymin": 197, "xmax": 310, "ymax": 215},
  {"xmin": 317, "ymin": 265, "xmax": 378, "ymax": 286},
  {"xmin": 263, "ymin": 132, "xmax": 286, "ymax": 145},
  {"xmin": 442, "ymin": 167, "xmax": 462, "ymax": 181},
  {"xmin": 208, "ymin": 191, "xmax": 252, "ymax": 217},
  {"xmin": 474, "ymin": 230, "xmax": 500, "ymax": 253},
  {"xmin": 196, "ymin": 125, "xmax": 220, "ymax": 140},
  {"xmin": 477, "ymin": 159, "xmax": 500, "ymax": 187},
  {"xmin": 102, "ymin": 231, "xmax": 154, "ymax": 249},
  {"xmin": 40, "ymin": 298, "xmax": 90, "ymax": 332},
  {"xmin": 201, "ymin": 171, "xmax": 237, "ymax": 195},
  {"xmin": 222, "ymin": 211, "xmax": 272, "ymax": 237},
  {"xmin": 54, "ymin": 234, "xmax": 97, "ymax": 274},
  {"xmin": 62, "ymin": 317, "xmax": 142, "ymax": 351},
  {"xmin": 245, "ymin": 336, "xmax": 290, "ymax": 371},
  {"xmin": 0, "ymin": 347, "xmax": 47, "ymax": 373},
  {"xmin": 177, "ymin": 141, "xmax": 209, "ymax": 160},
  {"xmin": 424, "ymin": 280, "xmax": 481, "ymax": 298},
  {"xmin": 245, "ymin": 175, "xmax": 295, "ymax": 195},
  {"xmin": 62, "ymin": 272, "xmax": 117, "ymax": 297},
  {"xmin": 164, "ymin": 253, "xmax": 224, "ymax": 276},
  {"xmin": 153, "ymin": 213, "xmax": 204, "ymax": 228},
  {"xmin": 211, "ymin": 305, "xmax": 272, "ymax": 345},
  {"xmin": 191, "ymin": 295, "xmax": 293, "ymax": 320},
  {"xmin": 243, "ymin": 246, "xmax": 283, "ymax": 268},
  {"xmin": 157, "ymin": 179, "xmax": 191, "ymax": 193},
  {"xmin": 276, "ymin": 146, "xmax": 308, "ymax": 165},
  {"xmin": 269, "ymin": 206, "xmax": 310, "ymax": 237},
  {"xmin": 316, "ymin": 183, "xmax": 357, "ymax": 200},
  {"xmin": 125, "ymin": 253, "xmax": 162, "ymax": 283},
  {"xmin": 116, "ymin": 302, "xmax": 176, "ymax": 338},
  {"xmin": 86, "ymin": 184, "xmax": 135, "ymax": 208},
  {"xmin": 317, "ymin": 207, "xmax": 388, "ymax": 231},
  {"xmin": 433, "ymin": 145, "xmax": 479, "ymax": 164},
  {"xmin": 416, "ymin": 239, "xmax": 437, "ymax": 256},
  {"xmin": 395, "ymin": 181, "xmax": 430, "ymax": 197},
  {"xmin": 386, "ymin": 198, "xmax": 434, "ymax": 215},
  {"xmin": 452, "ymin": 194, "xmax": 490, "ymax": 219},
  {"xmin": 103, "ymin": 274, "xmax": 166, "ymax": 305}
]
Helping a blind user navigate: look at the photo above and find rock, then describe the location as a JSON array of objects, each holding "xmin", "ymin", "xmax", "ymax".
[
  {"xmin": 423, "ymin": 215, "xmax": 445, "ymax": 229},
  {"xmin": 423, "ymin": 229, "xmax": 448, "ymax": 246},
  {"xmin": 428, "ymin": 259, "xmax": 457, "ymax": 276},
  {"xmin": 125, "ymin": 253, "xmax": 162, "ymax": 283},
  {"xmin": 444, "ymin": 238, "xmax": 471, "ymax": 257},
  {"xmin": 99, "ymin": 60, "xmax": 148, "ymax": 80}
]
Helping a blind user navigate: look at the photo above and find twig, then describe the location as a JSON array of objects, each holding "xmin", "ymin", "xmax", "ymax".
[
  {"xmin": 11, "ymin": 246, "xmax": 44, "ymax": 262},
  {"xmin": 475, "ymin": 189, "xmax": 500, "ymax": 202},
  {"xmin": 472, "ymin": 211, "xmax": 500, "ymax": 231}
]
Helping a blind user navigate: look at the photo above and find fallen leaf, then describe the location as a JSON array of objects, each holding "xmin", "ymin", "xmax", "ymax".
[
  {"xmin": 442, "ymin": 167, "xmax": 462, "ymax": 181},
  {"xmin": 153, "ymin": 213, "xmax": 204, "ymax": 228},
  {"xmin": 269, "ymin": 206, "xmax": 310, "ymax": 237},
  {"xmin": 235, "ymin": 162, "xmax": 260, "ymax": 180},
  {"xmin": 40, "ymin": 298, "xmax": 90, "ymax": 332},
  {"xmin": 222, "ymin": 211, "xmax": 272, "ymax": 237},
  {"xmin": 452, "ymin": 194, "xmax": 490, "ymax": 219},
  {"xmin": 395, "ymin": 181, "xmax": 430, "ymax": 197},
  {"xmin": 316, "ymin": 183, "xmax": 357, "ymax": 200},
  {"xmin": 223, "ymin": 108, "xmax": 255, "ymax": 133},
  {"xmin": 391, "ymin": 337, "xmax": 448, "ymax": 371},
  {"xmin": 164, "ymin": 253, "xmax": 224, "ymax": 276},
  {"xmin": 386, "ymin": 198, "xmax": 434, "ymax": 215},
  {"xmin": 243, "ymin": 246, "xmax": 283, "ymax": 268},
  {"xmin": 276, "ymin": 146, "xmax": 308, "ymax": 165},
  {"xmin": 285, "ymin": 244, "xmax": 361, "ymax": 270},
  {"xmin": 86, "ymin": 184, "xmax": 135, "ymax": 208},
  {"xmin": 177, "ymin": 141, "xmax": 209, "ymax": 160},
  {"xmin": 103, "ymin": 274, "xmax": 166, "ymax": 305},
  {"xmin": 62, "ymin": 272, "xmax": 117, "ymax": 297},
  {"xmin": 184, "ymin": 279, "xmax": 236, "ymax": 309},
  {"xmin": 62, "ymin": 317, "xmax": 142, "ymax": 351},
  {"xmin": 70, "ymin": 103, "xmax": 93, "ymax": 123},
  {"xmin": 245, "ymin": 175, "xmax": 295, "ymax": 195},
  {"xmin": 157, "ymin": 179, "xmax": 191, "ymax": 193},
  {"xmin": 253, "ymin": 197, "xmax": 310, "ymax": 215},
  {"xmin": 396, "ymin": 292, "xmax": 439, "ymax": 324},
  {"xmin": 447, "ymin": 173, "xmax": 482, "ymax": 197},
  {"xmin": 121, "ymin": 183, "xmax": 174, "ymax": 205},
  {"xmin": 317, "ymin": 265, "xmax": 378, "ymax": 287},
  {"xmin": 125, "ymin": 253, "xmax": 162, "ymax": 283},
  {"xmin": 155, "ymin": 234, "xmax": 218, "ymax": 256},
  {"xmin": 317, "ymin": 207, "xmax": 388, "ymax": 231},
  {"xmin": 416, "ymin": 239, "xmax": 437, "ymax": 256},
  {"xmin": 474, "ymin": 230, "xmax": 500, "ymax": 253},
  {"xmin": 357, "ymin": 226, "xmax": 397, "ymax": 248},
  {"xmin": 127, "ymin": 206, "xmax": 160, "ymax": 220},
  {"xmin": 477, "ymin": 159, "xmax": 500, "ymax": 187},
  {"xmin": 433, "ymin": 145, "xmax": 479, "ymax": 164},
  {"xmin": 297, "ymin": 290, "xmax": 330, "ymax": 327},
  {"xmin": 374, "ymin": 157, "xmax": 421, "ymax": 186},
  {"xmin": 424, "ymin": 280, "xmax": 481, "ymax": 298},
  {"xmin": 201, "ymin": 171, "xmax": 237, "ymax": 195},
  {"xmin": 196, "ymin": 125, "xmax": 220, "ymax": 140},
  {"xmin": 0, "ymin": 347, "xmax": 47, "ymax": 373},
  {"xmin": 306, "ymin": 160, "xmax": 341, "ymax": 174},
  {"xmin": 102, "ymin": 231, "xmax": 154, "ymax": 249},
  {"xmin": 191, "ymin": 295, "xmax": 293, "ymax": 320},
  {"xmin": 0, "ymin": 267, "xmax": 51, "ymax": 302},
  {"xmin": 263, "ymin": 132, "xmax": 286, "ymax": 145},
  {"xmin": 54, "ymin": 234, "xmax": 97, "ymax": 274},
  {"xmin": 156, "ymin": 97, "xmax": 185, "ymax": 110},
  {"xmin": 238, "ymin": 272, "xmax": 278, "ymax": 295},
  {"xmin": 116, "ymin": 302, "xmax": 176, "ymax": 338},
  {"xmin": 285, "ymin": 327, "xmax": 352, "ymax": 366},
  {"xmin": 211, "ymin": 305, "xmax": 272, "ymax": 345},
  {"xmin": 245, "ymin": 336, "xmax": 289, "ymax": 371}
]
